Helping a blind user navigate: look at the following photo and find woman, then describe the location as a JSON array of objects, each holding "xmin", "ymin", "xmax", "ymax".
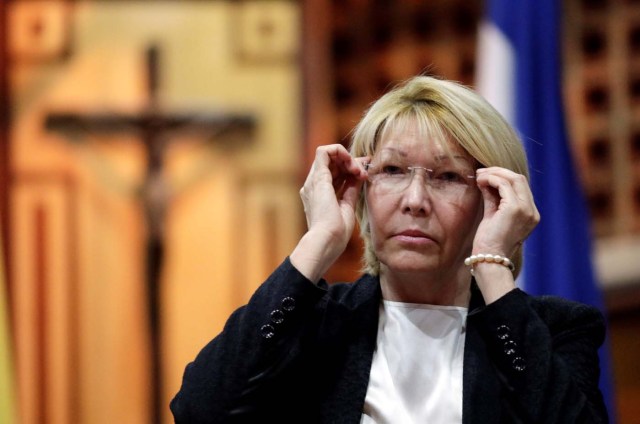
[{"xmin": 171, "ymin": 76, "xmax": 608, "ymax": 423}]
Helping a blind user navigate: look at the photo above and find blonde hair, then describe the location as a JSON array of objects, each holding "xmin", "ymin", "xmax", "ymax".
[{"xmin": 349, "ymin": 75, "xmax": 529, "ymax": 277}]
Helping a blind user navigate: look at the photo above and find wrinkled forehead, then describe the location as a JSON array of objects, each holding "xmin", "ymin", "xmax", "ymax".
[{"xmin": 374, "ymin": 114, "xmax": 471, "ymax": 163}]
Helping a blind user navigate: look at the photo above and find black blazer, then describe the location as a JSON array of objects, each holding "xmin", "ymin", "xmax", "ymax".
[{"xmin": 171, "ymin": 258, "xmax": 608, "ymax": 423}]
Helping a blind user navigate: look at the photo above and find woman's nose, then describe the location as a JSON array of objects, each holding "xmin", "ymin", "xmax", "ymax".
[{"xmin": 401, "ymin": 174, "xmax": 433, "ymax": 215}]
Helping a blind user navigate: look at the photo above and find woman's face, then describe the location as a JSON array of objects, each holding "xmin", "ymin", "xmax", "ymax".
[{"xmin": 365, "ymin": 122, "xmax": 483, "ymax": 279}]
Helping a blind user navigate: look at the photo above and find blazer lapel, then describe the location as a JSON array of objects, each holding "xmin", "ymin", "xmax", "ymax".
[
  {"xmin": 463, "ymin": 283, "xmax": 501, "ymax": 424},
  {"xmin": 319, "ymin": 275, "xmax": 381, "ymax": 424}
]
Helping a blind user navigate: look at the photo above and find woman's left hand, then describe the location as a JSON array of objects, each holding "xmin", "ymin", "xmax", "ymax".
[{"xmin": 473, "ymin": 167, "xmax": 540, "ymax": 258}]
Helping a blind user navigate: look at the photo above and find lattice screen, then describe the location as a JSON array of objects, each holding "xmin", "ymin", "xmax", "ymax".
[
  {"xmin": 328, "ymin": 0, "xmax": 481, "ymax": 146},
  {"xmin": 564, "ymin": 0, "xmax": 640, "ymax": 238}
]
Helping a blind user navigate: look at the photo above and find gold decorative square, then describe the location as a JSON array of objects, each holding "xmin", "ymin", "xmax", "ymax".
[
  {"xmin": 234, "ymin": 1, "xmax": 299, "ymax": 64},
  {"xmin": 9, "ymin": 0, "xmax": 72, "ymax": 62}
]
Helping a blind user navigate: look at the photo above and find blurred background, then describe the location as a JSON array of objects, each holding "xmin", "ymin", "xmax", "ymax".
[{"xmin": 0, "ymin": 0, "xmax": 638, "ymax": 423}]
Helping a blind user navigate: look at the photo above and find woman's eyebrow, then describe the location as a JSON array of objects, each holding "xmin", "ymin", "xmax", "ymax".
[
  {"xmin": 375, "ymin": 149, "xmax": 472, "ymax": 165},
  {"xmin": 376, "ymin": 147, "xmax": 408, "ymax": 157},
  {"xmin": 433, "ymin": 154, "xmax": 473, "ymax": 164}
]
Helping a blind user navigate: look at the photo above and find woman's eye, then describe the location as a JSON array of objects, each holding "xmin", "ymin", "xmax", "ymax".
[
  {"xmin": 436, "ymin": 171, "xmax": 466, "ymax": 182},
  {"xmin": 381, "ymin": 165, "xmax": 405, "ymax": 175}
]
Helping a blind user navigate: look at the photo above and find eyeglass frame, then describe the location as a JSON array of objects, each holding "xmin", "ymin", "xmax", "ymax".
[{"xmin": 363, "ymin": 162, "xmax": 478, "ymax": 200}]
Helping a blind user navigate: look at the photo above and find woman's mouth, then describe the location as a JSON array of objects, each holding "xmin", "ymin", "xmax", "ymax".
[{"xmin": 393, "ymin": 230, "xmax": 436, "ymax": 246}]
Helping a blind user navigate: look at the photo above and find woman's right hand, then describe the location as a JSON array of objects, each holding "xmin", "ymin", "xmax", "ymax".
[{"xmin": 290, "ymin": 144, "xmax": 368, "ymax": 283}]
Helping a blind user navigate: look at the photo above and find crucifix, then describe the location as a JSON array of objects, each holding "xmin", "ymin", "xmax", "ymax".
[{"xmin": 45, "ymin": 45, "xmax": 255, "ymax": 424}]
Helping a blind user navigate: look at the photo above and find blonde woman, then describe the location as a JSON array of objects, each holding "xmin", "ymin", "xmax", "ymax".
[{"xmin": 172, "ymin": 76, "xmax": 608, "ymax": 423}]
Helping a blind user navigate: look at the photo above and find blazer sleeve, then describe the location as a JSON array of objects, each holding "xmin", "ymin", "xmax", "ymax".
[
  {"xmin": 469, "ymin": 288, "xmax": 608, "ymax": 423},
  {"xmin": 170, "ymin": 257, "xmax": 328, "ymax": 423}
]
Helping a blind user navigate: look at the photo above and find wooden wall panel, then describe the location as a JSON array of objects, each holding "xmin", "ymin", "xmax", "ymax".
[
  {"xmin": 12, "ymin": 175, "xmax": 77, "ymax": 424},
  {"xmin": 7, "ymin": 2, "xmax": 304, "ymax": 423},
  {"xmin": 1, "ymin": 0, "xmax": 12, "ymax": 308}
]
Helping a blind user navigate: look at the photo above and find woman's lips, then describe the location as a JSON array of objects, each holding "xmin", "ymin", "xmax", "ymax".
[{"xmin": 393, "ymin": 230, "xmax": 436, "ymax": 246}]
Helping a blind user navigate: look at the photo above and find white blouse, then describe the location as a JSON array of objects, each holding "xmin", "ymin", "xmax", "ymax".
[{"xmin": 361, "ymin": 300, "xmax": 468, "ymax": 423}]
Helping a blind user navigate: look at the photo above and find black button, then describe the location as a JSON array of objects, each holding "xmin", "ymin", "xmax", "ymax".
[
  {"xmin": 496, "ymin": 325, "xmax": 511, "ymax": 340},
  {"xmin": 270, "ymin": 309, "xmax": 285, "ymax": 325},
  {"xmin": 260, "ymin": 324, "xmax": 275, "ymax": 339},
  {"xmin": 503, "ymin": 339, "xmax": 517, "ymax": 356},
  {"xmin": 282, "ymin": 297, "xmax": 296, "ymax": 312},
  {"xmin": 512, "ymin": 356, "xmax": 526, "ymax": 372}
]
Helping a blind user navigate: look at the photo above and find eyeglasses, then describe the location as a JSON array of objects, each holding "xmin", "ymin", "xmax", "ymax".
[{"xmin": 364, "ymin": 162, "xmax": 477, "ymax": 201}]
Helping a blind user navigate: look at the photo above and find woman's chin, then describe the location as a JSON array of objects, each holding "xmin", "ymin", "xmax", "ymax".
[{"xmin": 379, "ymin": 253, "xmax": 443, "ymax": 275}]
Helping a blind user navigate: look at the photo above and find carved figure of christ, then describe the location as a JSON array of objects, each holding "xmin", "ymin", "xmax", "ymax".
[{"xmin": 45, "ymin": 45, "xmax": 255, "ymax": 424}]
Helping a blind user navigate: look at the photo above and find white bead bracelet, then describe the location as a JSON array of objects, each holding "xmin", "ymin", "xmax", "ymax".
[{"xmin": 464, "ymin": 254, "xmax": 515, "ymax": 274}]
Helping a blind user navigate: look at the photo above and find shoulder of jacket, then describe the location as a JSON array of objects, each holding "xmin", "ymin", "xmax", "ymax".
[
  {"xmin": 323, "ymin": 274, "xmax": 380, "ymax": 309},
  {"xmin": 528, "ymin": 294, "xmax": 605, "ymax": 334}
]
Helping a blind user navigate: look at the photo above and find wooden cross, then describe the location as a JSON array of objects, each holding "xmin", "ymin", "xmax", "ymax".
[{"xmin": 45, "ymin": 45, "xmax": 255, "ymax": 424}]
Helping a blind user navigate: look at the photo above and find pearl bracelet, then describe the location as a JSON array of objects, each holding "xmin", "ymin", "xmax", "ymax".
[{"xmin": 464, "ymin": 254, "xmax": 515, "ymax": 274}]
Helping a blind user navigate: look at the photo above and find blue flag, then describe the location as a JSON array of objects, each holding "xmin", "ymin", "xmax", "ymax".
[{"xmin": 476, "ymin": 0, "xmax": 615, "ymax": 420}]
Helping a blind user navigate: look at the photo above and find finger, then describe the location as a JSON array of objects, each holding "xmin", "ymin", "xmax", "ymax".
[
  {"xmin": 476, "ymin": 174, "xmax": 530, "ymax": 227},
  {"xmin": 475, "ymin": 170, "xmax": 529, "ymax": 211},
  {"xmin": 476, "ymin": 169, "xmax": 540, "ymax": 227},
  {"xmin": 313, "ymin": 146, "xmax": 362, "ymax": 183},
  {"xmin": 331, "ymin": 156, "xmax": 367, "ymax": 182},
  {"xmin": 302, "ymin": 146, "xmax": 363, "ymax": 209},
  {"xmin": 353, "ymin": 156, "xmax": 371, "ymax": 175},
  {"xmin": 476, "ymin": 167, "xmax": 534, "ymax": 204},
  {"xmin": 341, "ymin": 175, "xmax": 365, "ymax": 209},
  {"xmin": 478, "ymin": 182, "xmax": 501, "ymax": 215},
  {"xmin": 476, "ymin": 172, "xmax": 518, "ymax": 206}
]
